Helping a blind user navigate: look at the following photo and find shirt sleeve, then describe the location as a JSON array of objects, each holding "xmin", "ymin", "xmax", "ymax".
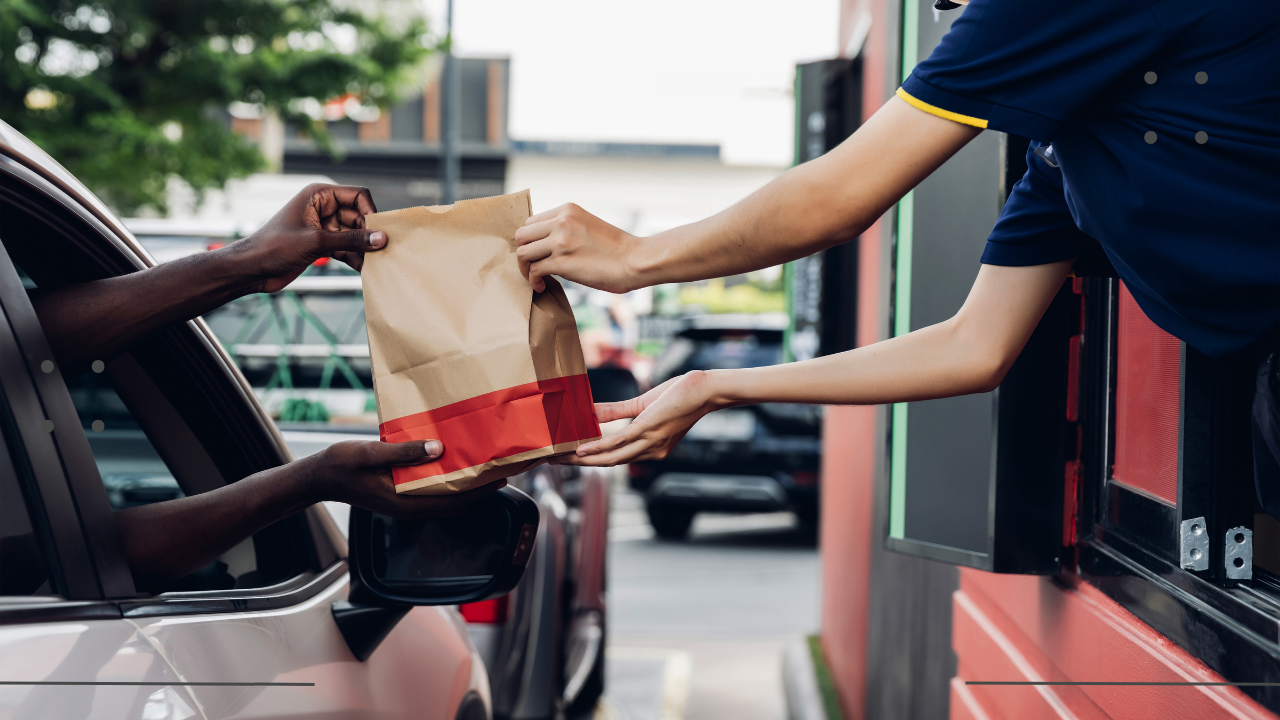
[
  {"xmin": 900, "ymin": 0, "xmax": 1167, "ymax": 141},
  {"xmin": 981, "ymin": 143, "xmax": 1099, "ymax": 267}
]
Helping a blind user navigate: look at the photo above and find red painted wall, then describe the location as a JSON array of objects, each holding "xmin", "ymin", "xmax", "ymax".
[
  {"xmin": 952, "ymin": 570, "xmax": 1274, "ymax": 720},
  {"xmin": 818, "ymin": 3, "xmax": 894, "ymax": 718}
]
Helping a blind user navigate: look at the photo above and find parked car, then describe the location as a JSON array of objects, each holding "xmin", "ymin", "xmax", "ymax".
[
  {"xmin": 0, "ymin": 121, "xmax": 510, "ymax": 719},
  {"xmin": 628, "ymin": 316, "xmax": 823, "ymax": 539}
]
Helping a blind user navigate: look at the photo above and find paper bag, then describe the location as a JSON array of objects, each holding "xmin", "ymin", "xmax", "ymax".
[{"xmin": 362, "ymin": 190, "xmax": 602, "ymax": 495}]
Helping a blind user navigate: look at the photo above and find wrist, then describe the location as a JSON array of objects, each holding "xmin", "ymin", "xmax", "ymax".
[
  {"xmin": 622, "ymin": 234, "xmax": 664, "ymax": 291},
  {"xmin": 701, "ymin": 369, "xmax": 738, "ymax": 411}
]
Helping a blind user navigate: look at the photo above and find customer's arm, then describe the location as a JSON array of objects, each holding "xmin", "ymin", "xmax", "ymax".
[
  {"xmin": 554, "ymin": 260, "xmax": 1074, "ymax": 467},
  {"xmin": 115, "ymin": 439, "xmax": 501, "ymax": 590},
  {"xmin": 30, "ymin": 184, "xmax": 383, "ymax": 377},
  {"xmin": 515, "ymin": 96, "xmax": 981, "ymax": 293}
]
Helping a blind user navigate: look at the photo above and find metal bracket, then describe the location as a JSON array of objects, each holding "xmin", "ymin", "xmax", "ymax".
[
  {"xmin": 1225, "ymin": 526, "xmax": 1253, "ymax": 580},
  {"xmin": 1180, "ymin": 517, "xmax": 1209, "ymax": 571}
]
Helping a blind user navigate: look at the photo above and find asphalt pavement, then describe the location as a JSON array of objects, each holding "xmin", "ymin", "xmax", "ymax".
[{"xmin": 591, "ymin": 491, "xmax": 822, "ymax": 720}]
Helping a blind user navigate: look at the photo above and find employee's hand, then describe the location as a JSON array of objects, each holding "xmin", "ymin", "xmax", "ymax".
[
  {"xmin": 515, "ymin": 204, "xmax": 641, "ymax": 294},
  {"xmin": 234, "ymin": 183, "xmax": 386, "ymax": 293},
  {"xmin": 314, "ymin": 439, "xmax": 506, "ymax": 519},
  {"xmin": 553, "ymin": 371, "xmax": 722, "ymax": 466}
]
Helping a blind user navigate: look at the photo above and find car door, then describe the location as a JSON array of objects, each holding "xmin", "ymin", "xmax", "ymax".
[{"xmin": 0, "ymin": 146, "xmax": 487, "ymax": 719}]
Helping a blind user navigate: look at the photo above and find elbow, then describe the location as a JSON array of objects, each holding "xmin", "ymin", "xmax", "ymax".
[
  {"xmin": 946, "ymin": 319, "xmax": 1016, "ymax": 395},
  {"xmin": 970, "ymin": 361, "xmax": 1009, "ymax": 394}
]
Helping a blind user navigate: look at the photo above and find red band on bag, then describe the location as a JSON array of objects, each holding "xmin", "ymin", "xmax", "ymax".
[{"xmin": 379, "ymin": 373, "xmax": 601, "ymax": 486}]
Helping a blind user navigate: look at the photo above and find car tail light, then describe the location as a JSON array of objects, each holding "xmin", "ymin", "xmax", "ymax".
[
  {"xmin": 791, "ymin": 471, "xmax": 818, "ymax": 487},
  {"xmin": 459, "ymin": 596, "xmax": 509, "ymax": 624},
  {"xmin": 313, "ymin": 256, "xmax": 330, "ymax": 266},
  {"xmin": 206, "ymin": 241, "xmax": 225, "ymax": 251}
]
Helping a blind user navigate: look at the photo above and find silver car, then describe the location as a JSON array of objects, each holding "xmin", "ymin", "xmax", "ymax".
[{"xmin": 0, "ymin": 120, "xmax": 536, "ymax": 719}]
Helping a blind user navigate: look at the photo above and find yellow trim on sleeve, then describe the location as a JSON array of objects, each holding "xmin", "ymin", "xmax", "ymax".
[{"xmin": 896, "ymin": 87, "xmax": 988, "ymax": 129}]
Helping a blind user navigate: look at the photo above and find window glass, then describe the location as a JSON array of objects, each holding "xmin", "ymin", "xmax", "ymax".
[
  {"xmin": 66, "ymin": 372, "xmax": 258, "ymax": 592},
  {"xmin": 651, "ymin": 333, "xmax": 783, "ymax": 385},
  {"xmin": 1112, "ymin": 282, "xmax": 1180, "ymax": 504},
  {"xmin": 0, "ymin": 419, "xmax": 53, "ymax": 596}
]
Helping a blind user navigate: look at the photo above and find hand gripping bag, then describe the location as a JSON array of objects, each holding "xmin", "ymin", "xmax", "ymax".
[{"xmin": 362, "ymin": 190, "xmax": 601, "ymax": 494}]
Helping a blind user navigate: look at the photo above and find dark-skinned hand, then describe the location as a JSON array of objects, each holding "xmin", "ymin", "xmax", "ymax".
[
  {"xmin": 312, "ymin": 439, "xmax": 507, "ymax": 519},
  {"xmin": 230, "ymin": 183, "xmax": 385, "ymax": 293}
]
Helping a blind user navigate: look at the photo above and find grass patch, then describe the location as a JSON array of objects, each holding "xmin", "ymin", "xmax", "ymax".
[{"xmin": 807, "ymin": 634, "xmax": 845, "ymax": 720}]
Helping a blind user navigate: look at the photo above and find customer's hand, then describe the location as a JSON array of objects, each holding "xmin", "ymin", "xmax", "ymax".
[
  {"xmin": 233, "ymin": 183, "xmax": 386, "ymax": 293},
  {"xmin": 515, "ymin": 204, "xmax": 641, "ymax": 294},
  {"xmin": 554, "ymin": 371, "xmax": 722, "ymax": 466},
  {"xmin": 313, "ymin": 439, "xmax": 505, "ymax": 519}
]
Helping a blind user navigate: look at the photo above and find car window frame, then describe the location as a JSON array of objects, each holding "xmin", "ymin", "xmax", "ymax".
[{"xmin": 0, "ymin": 155, "xmax": 346, "ymax": 617}]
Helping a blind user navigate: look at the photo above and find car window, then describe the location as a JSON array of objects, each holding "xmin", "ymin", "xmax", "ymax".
[
  {"xmin": 652, "ymin": 333, "xmax": 783, "ymax": 384},
  {"xmin": 12, "ymin": 264, "xmax": 305, "ymax": 595},
  {"xmin": 65, "ymin": 370, "xmax": 259, "ymax": 592},
  {"xmin": 0, "ymin": 404, "xmax": 54, "ymax": 596}
]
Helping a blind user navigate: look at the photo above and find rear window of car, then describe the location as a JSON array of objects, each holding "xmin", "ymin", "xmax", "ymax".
[{"xmin": 652, "ymin": 332, "xmax": 783, "ymax": 384}]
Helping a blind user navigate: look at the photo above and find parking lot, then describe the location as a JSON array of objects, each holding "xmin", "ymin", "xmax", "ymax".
[{"xmin": 590, "ymin": 491, "xmax": 821, "ymax": 720}]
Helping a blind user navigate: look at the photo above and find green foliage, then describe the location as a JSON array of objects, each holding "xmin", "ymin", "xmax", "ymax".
[{"xmin": 0, "ymin": 0, "xmax": 436, "ymax": 213}]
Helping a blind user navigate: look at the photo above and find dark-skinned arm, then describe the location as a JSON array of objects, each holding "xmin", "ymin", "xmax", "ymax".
[
  {"xmin": 30, "ymin": 184, "xmax": 384, "ymax": 377},
  {"xmin": 117, "ymin": 439, "xmax": 503, "ymax": 591}
]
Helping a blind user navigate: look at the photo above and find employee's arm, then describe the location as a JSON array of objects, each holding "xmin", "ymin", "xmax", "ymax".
[
  {"xmin": 515, "ymin": 95, "xmax": 981, "ymax": 293},
  {"xmin": 115, "ymin": 439, "xmax": 503, "ymax": 591},
  {"xmin": 555, "ymin": 260, "xmax": 1074, "ymax": 467},
  {"xmin": 29, "ymin": 184, "xmax": 385, "ymax": 377}
]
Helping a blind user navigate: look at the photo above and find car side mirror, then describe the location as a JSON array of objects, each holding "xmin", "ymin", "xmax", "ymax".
[{"xmin": 333, "ymin": 485, "xmax": 540, "ymax": 661}]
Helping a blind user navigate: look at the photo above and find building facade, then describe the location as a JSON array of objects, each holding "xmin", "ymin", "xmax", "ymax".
[{"xmin": 817, "ymin": 2, "xmax": 1280, "ymax": 719}]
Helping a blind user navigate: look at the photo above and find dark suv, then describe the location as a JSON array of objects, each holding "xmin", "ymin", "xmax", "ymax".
[{"xmin": 627, "ymin": 317, "xmax": 823, "ymax": 539}]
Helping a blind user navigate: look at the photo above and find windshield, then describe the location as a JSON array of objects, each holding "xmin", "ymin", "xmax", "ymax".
[{"xmin": 651, "ymin": 333, "xmax": 783, "ymax": 385}]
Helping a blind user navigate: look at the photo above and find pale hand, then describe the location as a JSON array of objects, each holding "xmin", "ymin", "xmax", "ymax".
[
  {"xmin": 554, "ymin": 371, "xmax": 722, "ymax": 466},
  {"xmin": 514, "ymin": 203, "xmax": 639, "ymax": 294}
]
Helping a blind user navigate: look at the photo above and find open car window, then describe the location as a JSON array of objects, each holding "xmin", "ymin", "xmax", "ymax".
[{"xmin": 0, "ymin": 163, "xmax": 332, "ymax": 598}]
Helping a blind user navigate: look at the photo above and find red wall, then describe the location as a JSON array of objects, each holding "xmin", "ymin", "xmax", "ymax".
[
  {"xmin": 952, "ymin": 570, "xmax": 1272, "ymax": 720},
  {"xmin": 818, "ymin": 3, "xmax": 894, "ymax": 717}
]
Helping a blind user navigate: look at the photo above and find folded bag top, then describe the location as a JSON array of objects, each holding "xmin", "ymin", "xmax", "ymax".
[{"xmin": 362, "ymin": 190, "xmax": 601, "ymax": 494}]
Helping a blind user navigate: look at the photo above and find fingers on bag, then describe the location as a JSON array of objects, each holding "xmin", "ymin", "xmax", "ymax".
[{"xmin": 362, "ymin": 190, "xmax": 602, "ymax": 495}]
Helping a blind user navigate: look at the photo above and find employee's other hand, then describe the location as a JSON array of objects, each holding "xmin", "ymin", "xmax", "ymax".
[
  {"xmin": 235, "ymin": 183, "xmax": 385, "ymax": 293},
  {"xmin": 315, "ymin": 439, "xmax": 505, "ymax": 519},
  {"xmin": 553, "ymin": 371, "xmax": 720, "ymax": 467},
  {"xmin": 515, "ymin": 204, "xmax": 639, "ymax": 294}
]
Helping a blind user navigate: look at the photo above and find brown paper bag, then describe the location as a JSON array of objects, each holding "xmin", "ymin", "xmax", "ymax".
[{"xmin": 362, "ymin": 190, "xmax": 602, "ymax": 495}]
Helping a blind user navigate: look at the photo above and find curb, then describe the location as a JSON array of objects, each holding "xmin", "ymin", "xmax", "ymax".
[{"xmin": 783, "ymin": 637, "xmax": 828, "ymax": 720}]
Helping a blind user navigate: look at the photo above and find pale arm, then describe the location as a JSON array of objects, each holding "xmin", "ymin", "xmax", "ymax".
[
  {"xmin": 555, "ymin": 260, "xmax": 1074, "ymax": 467},
  {"xmin": 515, "ymin": 96, "xmax": 982, "ymax": 293}
]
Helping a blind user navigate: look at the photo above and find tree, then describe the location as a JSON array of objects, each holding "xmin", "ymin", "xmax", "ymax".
[{"xmin": 0, "ymin": 0, "xmax": 436, "ymax": 214}]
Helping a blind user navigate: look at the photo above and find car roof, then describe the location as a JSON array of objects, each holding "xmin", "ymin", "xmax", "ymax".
[{"xmin": 0, "ymin": 120, "xmax": 156, "ymax": 268}]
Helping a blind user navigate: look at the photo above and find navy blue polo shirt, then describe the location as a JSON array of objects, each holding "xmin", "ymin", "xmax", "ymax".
[{"xmin": 899, "ymin": 0, "xmax": 1279, "ymax": 357}]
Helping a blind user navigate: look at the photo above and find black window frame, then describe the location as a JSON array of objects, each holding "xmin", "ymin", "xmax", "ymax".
[
  {"xmin": 0, "ymin": 153, "xmax": 346, "ymax": 619},
  {"xmin": 1075, "ymin": 276, "xmax": 1280, "ymax": 711}
]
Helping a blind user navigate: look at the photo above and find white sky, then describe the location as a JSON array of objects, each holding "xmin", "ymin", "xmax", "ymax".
[{"xmin": 423, "ymin": 0, "xmax": 840, "ymax": 167}]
